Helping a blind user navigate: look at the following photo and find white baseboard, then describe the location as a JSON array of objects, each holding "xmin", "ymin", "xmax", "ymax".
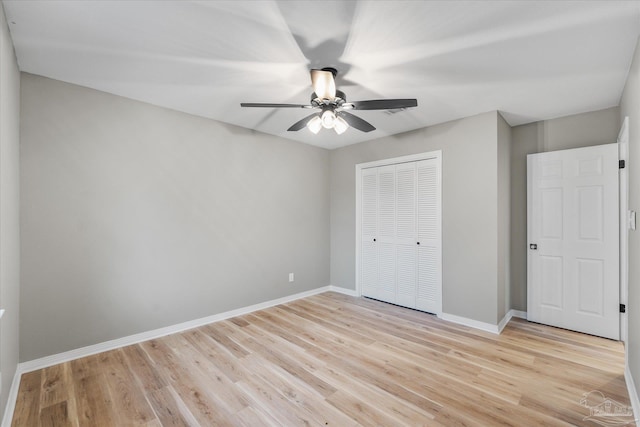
[
  {"xmin": 497, "ymin": 309, "xmax": 528, "ymax": 333},
  {"xmin": 625, "ymin": 363, "xmax": 640, "ymax": 423},
  {"xmin": 18, "ymin": 285, "xmax": 333, "ymax": 374},
  {"xmin": 497, "ymin": 312, "xmax": 512, "ymax": 334},
  {"xmin": 510, "ymin": 309, "xmax": 527, "ymax": 319},
  {"xmin": 441, "ymin": 309, "xmax": 527, "ymax": 335},
  {"xmin": 439, "ymin": 312, "xmax": 500, "ymax": 334},
  {"xmin": 1, "ymin": 369, "xmax": 22, "ymax": 427},
  {"xmin": 328, "ymin": 285, "xmax": 358, "ymax": 297}
]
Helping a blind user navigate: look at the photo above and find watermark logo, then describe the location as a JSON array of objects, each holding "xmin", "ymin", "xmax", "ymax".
[{"xmin": 580, "ymin": 390, "xmax": 636, "ymax": 427}]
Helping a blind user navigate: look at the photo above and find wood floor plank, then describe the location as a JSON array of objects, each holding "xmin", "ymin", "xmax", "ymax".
[
  {"xmin": 242, "ymin": 312, "xmax": 321, "ymax": 362},
  {"xmin": 182, "ymin": 329, "xmax": 250, "ymax": 384},
  {"xmin": 140, "ymin": 339, "xmax": 238, "ymax": 426},
  {"xmin": 100, "ymin": 349, "xmax": 157, "ymax": 426},
  {"xmin": 11, "ymin": 370, "xmax": 42, "ymax": 427},
  {"xmin": 121, "ymin": 344, "xmax": 167, "ymax": 392},
  {"xmin": 9, "ymin": 292, "xmax": 635, "ymax": 426},
  {"xmin": 39, "ymin": 401, "xmax": 72, "ymax": 427},
  {"xmin": 239, "ymin": 332, "xmax": 338, "ymax": 398},
  {"xmin": 314, "ymin": 364, "xmax": 439, "ymax": 425},
  {"xmin": 39, "ymin": 363, "xmax": 71, "ymax": 409},
  {"xmin": 241, "ymin": 353, "xmax": 358, "ymax": 427},
  {"xmin": 71, "ymin": 373, "xmax": 117, "ymax": 427},
  {"xmin": 233, "ymin": 406, "xmax": 280, "ymax": 427},
  {"xmin": 163, "ymin": 333, "xmax": 249, "ymax": 414},
  {"xmin": 235, "ymin": 372, "xmax": 321, "ymax": 427},
  {"xmin": 201, "ymin": 323, "xmax": 250, "ymax": 359},
  {"xmin": 145, "ymin": 386, "xmax": 193, "ymax": 427},
  {"xmin": 69, "ymin": 355, "xmax": 103, "ymax": 380},
  {"xmin": 326, "ymin": 389, "xmax": 419, "ymax": 427}
]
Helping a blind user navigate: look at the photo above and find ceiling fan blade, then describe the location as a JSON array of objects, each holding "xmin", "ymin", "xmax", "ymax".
[
  {"xmin": 351, "ymin": 99, "xmax": 418, "ymax": 110},
  {"xmin": 241, "ymin": 103, "xmax": 310, "ymax": 108},
  {"xmin": 340, "ymin": 112, "xmax": 376, "ymax": 133},
  {"xmin": 310, "ymin": 69, "xmax": 336, "ymax": 100},
  {"xmin": 287, "ymin": 113, "xmax": 320, "ymax": 131}
]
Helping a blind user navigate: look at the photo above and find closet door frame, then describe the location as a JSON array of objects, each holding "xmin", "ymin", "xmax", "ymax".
[{"xmin": 355, "ymin": 150, "xmax": 442, "ymax": 316}]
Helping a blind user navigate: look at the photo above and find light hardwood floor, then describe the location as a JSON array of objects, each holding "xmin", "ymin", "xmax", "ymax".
[{"xmin": 11, "ymin": 292, "xmax": 635, "ymax": 426}]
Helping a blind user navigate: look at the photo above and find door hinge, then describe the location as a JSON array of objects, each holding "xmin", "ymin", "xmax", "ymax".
[
  {"xmin": 620, "ymin": 160, "xmax": 626, "ymax": 169},
  {"xmin": 620, "ymin": 303, "xmax": 626, "ymax": 313}
]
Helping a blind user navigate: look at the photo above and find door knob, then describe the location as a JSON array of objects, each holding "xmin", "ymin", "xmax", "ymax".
[
  {"xmin": 373, "ymin": 238, "xmax": 376, "ymax": 242},
  {"xmin": 417, "ymin": 242, "xmax": 420, "ymax": 245},
  {"xmin": 530, "ymin": 243, "xmax": 537, "ymax": 250}
]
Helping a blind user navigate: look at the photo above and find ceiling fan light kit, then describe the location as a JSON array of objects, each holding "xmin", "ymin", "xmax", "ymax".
[{"xmin": 241, "ymin": 67, "xmax": 418, "ymax": 135}]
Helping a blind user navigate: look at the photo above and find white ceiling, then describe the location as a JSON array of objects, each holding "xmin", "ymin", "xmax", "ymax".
[{"xmin": 3, "ymin": 1, "xmax": 640, "ymax": 149}]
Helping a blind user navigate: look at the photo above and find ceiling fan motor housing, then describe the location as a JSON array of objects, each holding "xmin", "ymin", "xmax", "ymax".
[{"xmin": 311, "ymin": 90, "xmax": 346, "ymax": 108}]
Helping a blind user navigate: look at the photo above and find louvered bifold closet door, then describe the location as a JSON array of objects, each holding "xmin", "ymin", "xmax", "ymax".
[
  {"xmin": 395, "ymin": 162, "xmax": 418, "ymax": 308},
  {"xmin": 361, "ymin": 167, "xmax": 379, "ymax": 299},
  {"xmin": 377, "ymin": 165, "xmax": 397, "ymax": 303},
  {"xmin": 360, "ymin": 155, "xmax": 441, "ymax": 314},
  {"xmin": 416, "ymin": 158, "xmax": 442, "ymax": 313}
]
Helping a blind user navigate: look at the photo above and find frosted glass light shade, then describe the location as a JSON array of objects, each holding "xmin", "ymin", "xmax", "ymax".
[
  {"xmin": 321, "ymin": 110, "xmax": 337, "ymax": 128},
  {"xmin": 306, "ymin": 116, "xmax": 322, "ymax": 134},
  {"xmin": 334, "ymin": 116, "xmax": 349, "ymax": 134}
]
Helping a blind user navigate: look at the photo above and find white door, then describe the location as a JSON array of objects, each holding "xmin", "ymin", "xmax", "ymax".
[
  {"xmin": 395, "ymin": 162, "xmax": 418, "ymax": 308},
  {"xmin": 361, "ymin": 167, "xmax": 379, "ymax": 299},
  {"xmin": 416, "ymin": 159, "xmax": 442, "ymax": 313},
  {"xmin": 377, "ymin": 164, "xmax": 398, "ymax": 303},
  {"xmin": 527, "ymin": 144, "xmax": 619, "ymax": 340}
]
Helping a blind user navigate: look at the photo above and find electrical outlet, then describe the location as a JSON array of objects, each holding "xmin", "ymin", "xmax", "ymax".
[{"xmin": 289, "ymin": 273, "xmax": 294, "ymax": 282}]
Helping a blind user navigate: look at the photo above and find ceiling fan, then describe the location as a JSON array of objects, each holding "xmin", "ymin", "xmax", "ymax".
[{"xmin": 240, "ymin": 68, "xmax": 418, "ymax": 135}]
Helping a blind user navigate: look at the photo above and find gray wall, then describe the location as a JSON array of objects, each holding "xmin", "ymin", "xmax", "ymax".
[
  {"xmin": 540, "ymin": 107, "xmax": 621, "ymax": 152},
  {"xmin": 497, "ymin": 114, "xmax": 511, "ymax": 321},
  {"xmin": 509, "ymin": 107, "xmax": 620, "ymax": 311},
  {"xmin": 330, "ymin": 111, "xmax": 501, "ymax": 324},
  {"xmin": 0, "ymin": 4, "xmax": 20, "ymax": 420},
  {"xmin": 20, "ymin": 74, "xmax": 330, "ymax": 361},
  {"xmin": 621, "ymin": 36, "xmax": 640, "ymax": 403}
]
